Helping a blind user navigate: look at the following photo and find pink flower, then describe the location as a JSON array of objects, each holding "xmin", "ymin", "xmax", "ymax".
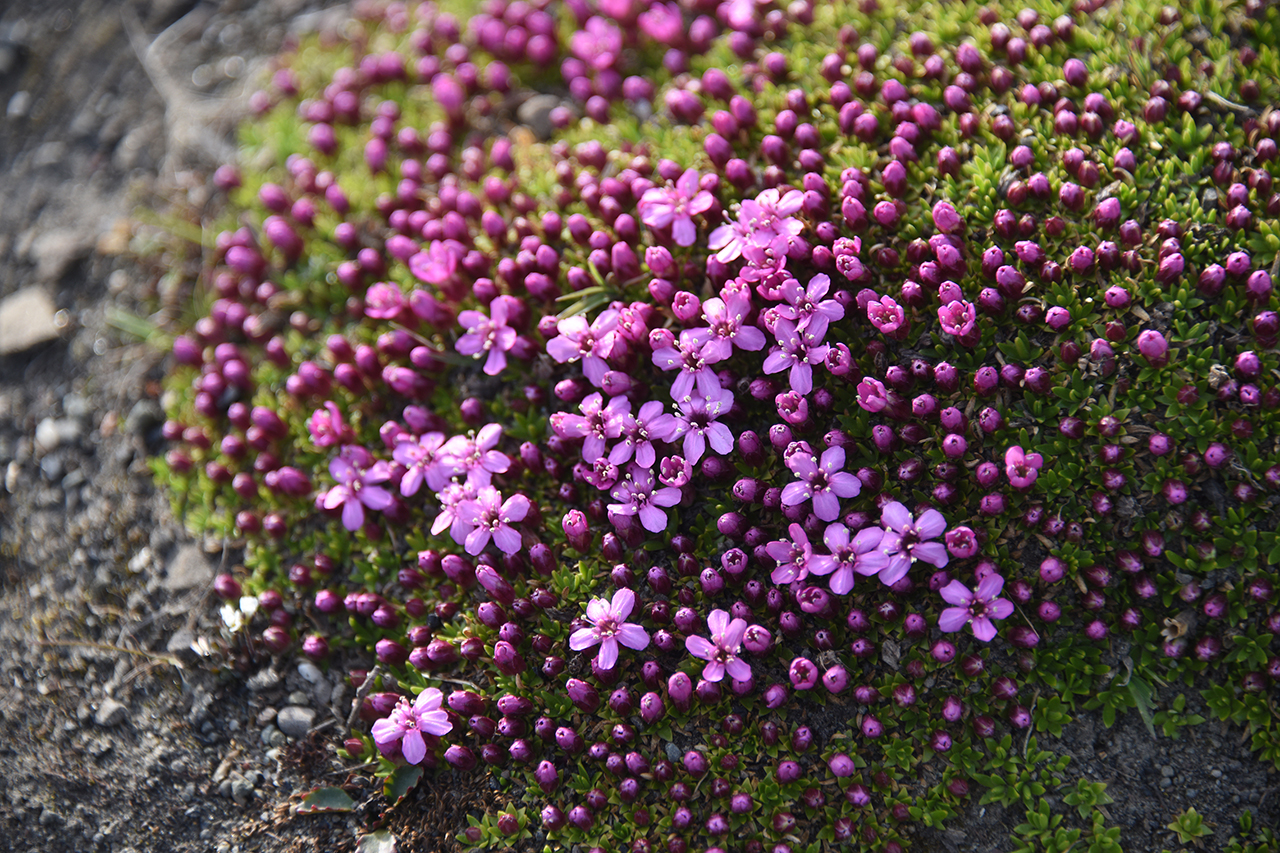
[
  {"xmin": 431, "ymin": 480, "xmax": 478, "ymax": 541},
  {"xmin": 776, "ymin": 273, "xmax": 845, "ymax": 341},
  {"xmin": 762, "ymin": 318, "xmax": 828, "ymax": 395},
  {"xmin": 651, "ymin": 329, "xmax": 725, "ymax": 401},
  {"xmin": 650, "ymin": 388, "xmax": 733, "ymax": 465},
  {"xmin": 546, "ymin": 309, "xmax": 621, "ymax": 386},
  {"xmin": 409, "ymin": 239, "xmax": 467, "ymax": 285},
  {"xmin": 855, "ymin": 377, "xmax": 889, "ymax": 413},
  {"xmin": 685, "ymin": 609, "xmax": 751, "ymax": 682},
  {"xmin": 767, "ymin": 523, "xmax": 814, "ymax": 585},
  {"xmin": 867, "ymin": 295, "xmax": 907, "ymax": 337},
  {"xmin": 808, "ymin": 524, "xmax": 888, "ymax": 594},
  {"xmin": 551, "ymin": 392, "xmax": 629, "ymax": 464},
  {"xmin": 1005, "ymin": 446, "xmax": 1043, "ymax": 489},
  {"xmin": 439, "ymin": 423, "xmax": 511, "ymax": 487},
  {"xmin": 569, "ymin": 588, "xmax": 650, "ymax": 670},
  {"xmin": 456, "ymin": 297, "xmax": 517, "ymax": 376},
  {"xmin": 608, "ymin": 465, "xmax": 682, "ymax": 532},
  {"xmin": 570, "ymin": 16, "xmax": 622, "ymax": 69},
  {"xmin": 879, "ymin": 502, "xmax": 950, "ymax": 585},
  {"xmin": 392, "ymin": 431, "xmax": 448, "ymax": 496},
  {"xmin": 780, "ymin": 445, "xmax": 861, "ymax": 521},
  {"xmin": 938, "ymin": 575, "xmax": 1015, "ymax": 642},
  {"xmin": 322, "ymin": 453, "xmax": 394, "ymax": 531},
  {"xmin": 938, "ymin": 300, "xmax": 976, "ymax": 337},
  {"xmin": 308, "ymin": 402, "xmax": 354, "ymax": 449},
  {"xmin": 701, "ymin": 287, "xmax": 766, "ymax": 357},
  {"xmin": 638, "ymin": 1, "xmax": 684, "ymax": 44},
  {"xmin": 455, "ymin": 486, "xmax": 530, "ymax": 555},
  {"xmin": 364, "ymin": 282, "xmax": 407, "ymax": 320},
  {"xmin": 638, "ymin": 168, "xmax": 715, "ymax": 246},
  {"xmin": 370, "ymin": 688, "xmax": 452, "ymax": 765},
  {"xmin": 931, "ymin": 200, "xmax": 964, "ymax": 235}
]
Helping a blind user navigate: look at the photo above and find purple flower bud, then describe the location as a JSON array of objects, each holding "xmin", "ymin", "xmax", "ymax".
[
  {"xmin": 861, "ymin": 715, "xmax": 884, "ymax": 738},
  {"xmin": 1136, "ymin": 329, "xmax": 1170, "ymax": 366}
]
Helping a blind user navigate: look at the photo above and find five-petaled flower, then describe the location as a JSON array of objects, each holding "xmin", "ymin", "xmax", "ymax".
[
  {"xmin": 569, "ymin": 588, "xmax": 650, "ymax": 670},
  {"xmin": 608, "ymin": 465, "xmax": 683, "ymax": 533},
  {"xmin": 879, "ymin": 501, "xmax": 950, "ymax": 585},
  {"xmin": 780, "ymin": 445, "xmax": 861, "ymax": 521},
  {"xmin": 808, "ymin": 524, "xmax": 888, "ymax": 594},
  {"xmin": 322, "ymin": 452, "xmax": 395, "ymax": 531},
  {"xmin": 686, "ymin": 609, "xmax": 751, "ymax": 683},
  {"xmin": 370, "ymin": 688, "xmax": 453, "ymax": 764},
  {"xmin": 638, "ymin": 168, "xmax": 715, "ymax": 247},
  {"xmin": 1005, "ymin": 445, "xmax": 1044, "ymax": 489},
  {"xmin": 456, "ymin": 297, "xmax": 518, "ymax": 375},
  {"xmin": 938, "ymin": 574, "xmax": 1015, "ymax": 642},
  {"xmin": 456, "ymin": 486, "xmax": 530, "ymax": 555}
]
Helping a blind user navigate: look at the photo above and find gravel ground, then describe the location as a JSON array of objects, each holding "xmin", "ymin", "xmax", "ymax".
[{"xmin": 0, "ymin": 2, "xmax": 1277, "ymax": 852}]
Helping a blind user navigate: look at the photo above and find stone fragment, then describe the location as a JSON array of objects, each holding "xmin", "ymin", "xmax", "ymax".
[{"xmin": 0, "ymin": 288, "xmax": 60, "ymax": 355}]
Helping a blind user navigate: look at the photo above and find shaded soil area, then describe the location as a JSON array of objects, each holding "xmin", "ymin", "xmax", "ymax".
[{"xmin": 0, "ymin": 1, "xmax": 1275, "ymax": 852}]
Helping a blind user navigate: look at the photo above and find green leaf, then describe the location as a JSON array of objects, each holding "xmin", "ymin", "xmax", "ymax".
[
  {"xmin": 1129, "ymin": 677, "xmax": 1157, "ymax": 739},
  {"xmin": 297, "ymin": 786, "xmax": 356, "ymax": 814},
  {"xmin": 357, "ymin": 830, "xmax": 398, "ymax": 853},
  {"xmin": 384, "ymin": 765, "xmax": 423, "ymax": 808}
]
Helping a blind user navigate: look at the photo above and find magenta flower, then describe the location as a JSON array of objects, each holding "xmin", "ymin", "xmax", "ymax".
[
  {"xmin": 938, "ymin": 574, "xmax": 1015, "ymax": 642},
  {"xmin": 1005, "ymin": 446, "xmax": 1043, "ymax": 489},
  {"xmin": 609, "ymin": 400, "xmax": 674, "ymax": 468},
  {"xmin": 455, "ymin": 486, "xmax": 530, "ymax": 555},
  {"xmin": 938, "ymin": 300, "xmax": 976, "ymax": 337},
  {"xmin": 867, "ymin": 294, "xmax": 907, "ymax": 337},
  {"xmin": 370, "ymin": 688, "xmax": 452, "ymax": 765},
  {"xmin": 569, "ymin": 587, "xmax": 650, "ymax": 670},
  {"xmin": 546, "ymin": 309, "xmax": 620, "ymax": 386},
  {"xmin": 780, "ymin": 446, "xmax": 861, "ymax": 521},
  {"xmin": 879, "ymin": 501, "xmax": 950, "ymax": 585},
  {"xmin": 762, "ymin": 318, "xmax": 829, "ymax": 395},
  {"xmin": 702, "ymin": 287, "xmax": 766, "ymax": 357},
  {"xmin": 364, "ymin": 282, "xmax": 407, "ymax": 320},
  {"xmin": 651, "ymin": 329, "xmax": 725, "ymax": 401},
  {"xmin": 638, "ymin": 1, "xmax": 684, "ymax": 43},
  {"xmin": 322, "ymin": 453, "xmax": 394, "ymax": 531},
  {"xmin": 409, "ymin": 239, "xmax": 466, "ymax": 285},
  {"xmin": 570, "ymin": 16, "xmax": 622, "ymax": 70},
  {"xmin": 608, "ymin": 465, "xmax": 683, "ymax": 533},
  {"xmin": 551, "ymin": 392, "xmax": 629, "ymax": 463},
  {"xmin": 456, "ymin": 297, "xmax": 518, "ymax": 376},
  {"xmin": 431, "ymin": 480, "xmax": 478, "ymax": 541},
  {"xmin": 638, "ymin": 168, "xmax": 715, "ymax": 246},
  {"xmin": 440, "ymin": 423, "xmax": 511, "ymax": 487},
  {"xmin": 776, "ymin": 274, "xmax": 845, "ymax": 341},
  {"xmin": 650, "ymin": 388, "xmax": 733, "ymax": 464},
  {"xmin": 686, "ymin": 609, "xmax": 751, "ymax": 683},
  {"xmin": 767, "ymin": 522, "xmax": 814, "ymax": 584},
  {"xmin": 308, "ymin": 402, "xmax": 354, "ymax": 449},
  {"xmin": 708, "ymin": 190, "xmax": 803, "ymax": 264},
  {"xmin": 809, "ymin": 524, "xmax": 888, "ymax": 594},
  {"xmin": 392, "ymin": 431, "xmax": 449, "ymax": 496},
  {"xmin": 855, "ymin": 377, "xmax": 890, "ymax": 413}
]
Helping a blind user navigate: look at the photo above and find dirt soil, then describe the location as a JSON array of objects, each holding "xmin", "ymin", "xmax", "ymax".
[{"xmin": 0, "ymin": 2, "xmax": 1276, "ymax": 853}]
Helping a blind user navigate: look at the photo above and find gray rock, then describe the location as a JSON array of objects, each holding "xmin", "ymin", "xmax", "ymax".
[
  {"xmin": 93, "ymin": 699, "xmax": 128, "ymax": 728},
  {"xmin": 230, "ymin": 774, "xmax": 255, "ymax": 804},
  {"xmin": 124, "ymin": 400, "xmax": 164, "ymax": 436},
  {"xmin": 517, "ymin": 94, "xmax": 563, "ymax": 140},
  {"xmin": 246, "ymin": 667, "xmax": 281, "ymax": 692},
  {"xmin": 30, "ymin": 228, "xmax": 93, "ymax": 282},
  {"xmin": 296, "ymin": 662, "xmax": 324, "ymax": 685},
  {"xmin": 0, "ymin": 288, "xmax": 59, "ymax": 355},
  {"xmin": 276, "ymin": 706, "xmax": 315, "ymax": 738},
  {"xmin": 166, "ymin": 628, "xmax": 200, "ymax": 663},
  {"xmin": 163, "ymin": 544, "xmax": 213, "ymax": 591}
]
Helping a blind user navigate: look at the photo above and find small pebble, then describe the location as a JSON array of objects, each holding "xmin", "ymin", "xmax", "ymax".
[
  {"xmin": 1160, "ymin": 765, "xmax": 1174, "ymax": 778},
  {"xmin": 93, "ymin": 698, "xmax": 128, "ymax": 728},
  {"xmin": 276, "ymin": 705, "xmax": 315, "ymax": 738}
]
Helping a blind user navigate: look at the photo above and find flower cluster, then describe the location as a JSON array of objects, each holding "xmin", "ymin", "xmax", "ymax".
[{"xmin": 163, "ymin": 0, "xmax": 1280, "ymax": 850}]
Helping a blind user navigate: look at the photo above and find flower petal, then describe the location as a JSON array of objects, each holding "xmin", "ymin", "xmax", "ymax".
[
  {"xmin": 611, "ymin": 587, "xmax": 637, "ymax": 621},
  {"xmin": 616, "ymin": 623, "xmax": 650, "ymax": 650},
  {"xmin": 596, "ymin": 637, "xmax": 619, "ymax": 670},
  {"xmin": 937, "ymin": 606, "xmax": 971, "ymax": 633},
  {"xmin": 401, "ymin": 730, "xmax": 427, "ymax": 765},
  {"xmin": 970, "ymin": 617, "xmax": 998, "ymax": 642},
  {"xmin": 685, "ymin": 635, "xmax": 715, "ymax": 661},
  {"xmin": 570, "ymin": 627, "xmax": 601, "ymax": 651},
  {"xmin": 881, "ymin": 501, "xmax": 911, "ymax": 532},
  {"xmin": 939, "ymin": 580, "xmax": 974, "ymax": 607}
]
